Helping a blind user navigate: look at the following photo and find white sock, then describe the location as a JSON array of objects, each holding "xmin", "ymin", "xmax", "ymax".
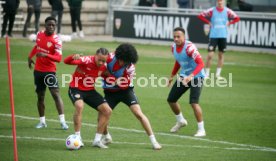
[
  {"xmin": 197, "ymin": 121, "xmax": 205, "ymax": 132},
  {"xmin": 149, "ymin": 135, "xmax": 157, "ymax": 144},
  {"xmin": 40, "ymin": 116, "xmax": 46, "ymax": 124},
  {"xmin": 205, "ymin": 68, "xmax": 210, "ymax": 77},
  {"xmin": 59, "ymin": 114, "xmax": 65, "ymax": 123},
  {"xmin": 216, "ymin": 68, "xmax": 222, "ymax": 77},
  {"xmin": 75, "ymin": 131, "xmax": 81, "ymax": 136},
  {"xmin": 176, "ymin": 112, "xmax": 185, "ymax": 122},
  {"xmin": 94, "ymin": 133, "xmax": 102, "ymax": 142}
]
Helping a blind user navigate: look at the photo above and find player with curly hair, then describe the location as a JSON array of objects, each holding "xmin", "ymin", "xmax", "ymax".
[{"xmin": 101, "ymin": 43, "xmax": 162, "ymax": 150}]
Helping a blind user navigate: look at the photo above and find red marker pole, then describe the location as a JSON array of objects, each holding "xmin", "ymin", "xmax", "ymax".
[{"xmin": 6, "ymin": 36, "xmax": 18, "ymax": 161}]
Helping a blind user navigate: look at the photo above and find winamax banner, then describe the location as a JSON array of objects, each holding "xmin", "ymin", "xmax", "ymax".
[{"xmin": 113, "ymin": 10, "xmax": 276, "ymax": 49}]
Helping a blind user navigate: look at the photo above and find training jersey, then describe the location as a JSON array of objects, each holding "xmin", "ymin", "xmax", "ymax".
[
  {"xmin": 171, "ymin": 41, "xmax": 205, "ymax": 78},
  {"xmin": 28, "ymin": 31, "xmax": 62, "ymax": 72},
  {"xmin": 198, "ymin": 6, "xmax": 240, "ymax": 38},
  {"xmin": 64, "ymin": 55, "xmax": 106, "ymax": 91},
  {"xmin": 102, "ymin": 53, "xmax": 135, "ymax": 91}
]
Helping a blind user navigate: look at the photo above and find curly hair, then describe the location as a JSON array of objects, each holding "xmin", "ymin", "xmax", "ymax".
[{"xmin": 115, "ymin": 43, "xmax": 138, "ymax": 64}]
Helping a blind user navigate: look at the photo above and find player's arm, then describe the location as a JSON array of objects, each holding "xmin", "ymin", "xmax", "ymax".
[
  {"xmin": 182, "ymin": 44, "xmax": 205, "ymax": 85},
  {"xmin": 227, "ymin": 9, "xmax": 240, "ymax": 26},
  {"xmin": 198, "ymin": 8, "xmax": 213, "ymax": 25},
  {"xmin": 28, "ymin": 45, "xmax": 37, "ymax": 69},
  {"xmin": 64, "ymin": 54, "xmax": 83, "ymax": 65},
  {"xmin": 37, "ymin": 37, "xmax": 63, "ymax": 62}
]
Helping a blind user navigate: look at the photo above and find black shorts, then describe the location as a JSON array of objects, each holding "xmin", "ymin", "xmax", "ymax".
[
  {"xmin": 208, "ymin": 38, "xmax": 227, "ymax": 52},
  {"xmin": 167, "ymin": 78, "xmax": 204, "ymax": 104},
  {"xmin": 68, "ymin": 87, "xmax": 106, "ymax": 110},
  {"xmin": 34, "ymin": 70, "xmax": 59, "ymax": 92},
  {"xmin": 104, "ymin": 87, "xmax": 139, "ymax": 110}
]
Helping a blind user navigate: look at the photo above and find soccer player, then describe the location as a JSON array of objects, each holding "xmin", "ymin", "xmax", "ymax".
[
  {"xmin": 101, "ymin": 43, "xmax": 162, "ymax": 150},
  {"xmin": 198, "ymin": 0, "xmax": 240, "ymax": 79},
  {"xmin": 167, "ymin": 27, "xmax": 206, "ymax": 137},
  {"xmin": 64, "ymin": 48, "xmax": 112, "ymax": 149},
  {"xmin": 28, "ymin": 16, "xmax": 69, "ymax": 130}
]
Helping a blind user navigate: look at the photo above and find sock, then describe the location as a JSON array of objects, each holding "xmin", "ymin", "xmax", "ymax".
[
  {"xmin": 205, "ymin": 68, "xmax": 210, "ymax": 77},
  {"xmin": 94, "ymin": 133, "xmax": 102, "ymax": 142},
  {"xmin": 75, "ymin": 131, "xmax": 81, "ymax": 136},
  {"xmin": 149, "ymin": 135, "xmax": 157, "ymax": 144},
  {"xmin": 216, "ymin": 68, "xmax": 222, "ymax": 77},
  {"xmin": 59, "ymin": 114, "xmax": 65, "ymax": 123},
  {"xmin": 198, "ymin": 121, "xmax": 205, "ymax": 132},
  {"xmin": 40, "ymin": 116, "xmax": 46, "ymax": 124},
  {"xmin": 175, "ymin": 112, "xmax": 185, "ymax": 122}
]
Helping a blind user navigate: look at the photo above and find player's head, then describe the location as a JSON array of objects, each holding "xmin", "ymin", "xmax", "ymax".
[
  {"xmin": 173, "ymin": 27, "xmax": 185, "ymax": 46},
  {"xmin": 217, "ymin": 0, "xmax": 225, "ymax": 7},
  {"xmin": 45, "ymin": 16, "xmax": 56, "ymax": 35},
  {"xmin": 95, "ymin": 48, "xmax": 109, "ymax": 67},
  {"xmin": 115, "ymin": 43, "xmax": 138, "ymax": 65}
]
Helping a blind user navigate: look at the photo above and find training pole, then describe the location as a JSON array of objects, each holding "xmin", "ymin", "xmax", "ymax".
[{"xmin": 6, "ymin": 36, "xmax": 18, "ymax": 161}]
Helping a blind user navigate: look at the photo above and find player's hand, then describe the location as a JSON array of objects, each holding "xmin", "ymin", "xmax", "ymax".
[
  {"xmin": 167, "ymin": 76, "xmax": 174, "ymax": 87},
  {"xmin": 36, "ymin": 52, "xmax": 47, "ymax": 57},
  {"xmin": 28, "ymin": 57, "xmax": 35, "ymax": 69},
  {"xmin": 181, "ymin": 74, "xmax": 194, "ymax": 85},
  {"xmin": 72, "ymin": 54, "xmax": 82, "ymax": 60},
  {"xmin": 102, "ymin": 70, "xmax": 111, "ymax": 76}
]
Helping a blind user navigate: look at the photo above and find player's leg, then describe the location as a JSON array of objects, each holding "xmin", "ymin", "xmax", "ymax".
[
  {"xmin": 82, "ymin": 90, "xmax": 111, "ymax": 148},
  {"xmin": 101, "ymin": 90, "xmax": 120, "ymax": 144},
  {"xmin": 129, "ymin": 104, "xmax": 161, "ymax": 150},
  {"xmin": 167, "ymin": 80, "xmax": 189, "ymax": 133},
  {"xmin": 216, "ymin": 38, "xmax": 226, "ymax": 79},
  {"xmin": 205, "ymin": 38, "xmax": 218, "ymax": 78},
  {"xmin": 92, "ymin": 103, "xmax": 112, "ymax": 148},
  {"xmin": 122, "ymin": 88, "xmax": 161, "ymax": 150},
  {"xmin": 34, "ymin": 71, "xmax": 47, "ymax": 128},
  {"xmin": 49, "ymin": 88, "xmax": 68, "ymax": 129},
  {"xmin": 47, "ymin": 74, "xmax": 69, "ymax": 129},
  {"xmin": 189, "ymin": 78, "xmax": 206, "ymax": 137},
  {"xmin": 68, "ymin": 87, "xmax": 84, "ymax": 146},
  {"xmin": 36, "ymin": 90, "xmax": 47, "ymax": 128}
]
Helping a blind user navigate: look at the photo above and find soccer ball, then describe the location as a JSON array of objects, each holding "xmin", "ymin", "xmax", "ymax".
[
  {"xmin": 28, "ymin": 34, "xmax": 37, "ymax": 42},
  {"xmin": 65, "ymin": 134, "xmax": 81, "ymax": 150}
]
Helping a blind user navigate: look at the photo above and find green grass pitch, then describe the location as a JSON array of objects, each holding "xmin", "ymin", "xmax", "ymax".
[{"xmin": 0, "ymin": 39, "xmax": 276, "ymax": 161}]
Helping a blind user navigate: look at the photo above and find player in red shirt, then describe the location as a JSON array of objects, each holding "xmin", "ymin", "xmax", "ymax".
[
  {"xmin": 101, "ymin": 43, "xmax": 162, "ymax": 150},
  {"xmin": 28, "ymin": 16, "xmax": 69, "ymax": 130},
  {"xmin": 64, "ymin": 48, "xmax": 112, "ymax": 149}
]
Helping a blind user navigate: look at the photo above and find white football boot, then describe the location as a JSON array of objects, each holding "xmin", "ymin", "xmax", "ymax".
[
  {"xmin": 170, "ymin": 119, "xmax": 188, "ymax": 133},
  {"xmin": 35, "ymin": 122, "xmax": 47, "ymax": 129},
  {"xmin": 92, "ymin": 141, "xmax": 108, "ymax": 149},
  {"xmin": 194, "ymin": 130, "xmax": 206, "ymax": 137}
]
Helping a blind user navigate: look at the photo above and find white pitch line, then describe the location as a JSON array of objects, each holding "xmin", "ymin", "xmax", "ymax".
[
  {"xmin": 0, "ymin": 135, "xmax": 272, "ymax": 152},
  {"xmin": 1, "ymin": 113, "xmax": 276, "ymax": 152}
]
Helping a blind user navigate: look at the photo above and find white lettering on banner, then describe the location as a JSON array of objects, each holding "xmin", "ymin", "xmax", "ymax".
[
  {"xmin": 133, "ymin": 14, "xmax": 190, "ymax": 39},
  {"xmin": 228, "ymin": 20, "xmax": 275, "ymax": 47}
]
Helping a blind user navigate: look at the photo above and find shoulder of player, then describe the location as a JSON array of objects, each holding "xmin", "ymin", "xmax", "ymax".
[{"xmin": 185, "ymin": 41, "xmax": 198, "ymax": 56}]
